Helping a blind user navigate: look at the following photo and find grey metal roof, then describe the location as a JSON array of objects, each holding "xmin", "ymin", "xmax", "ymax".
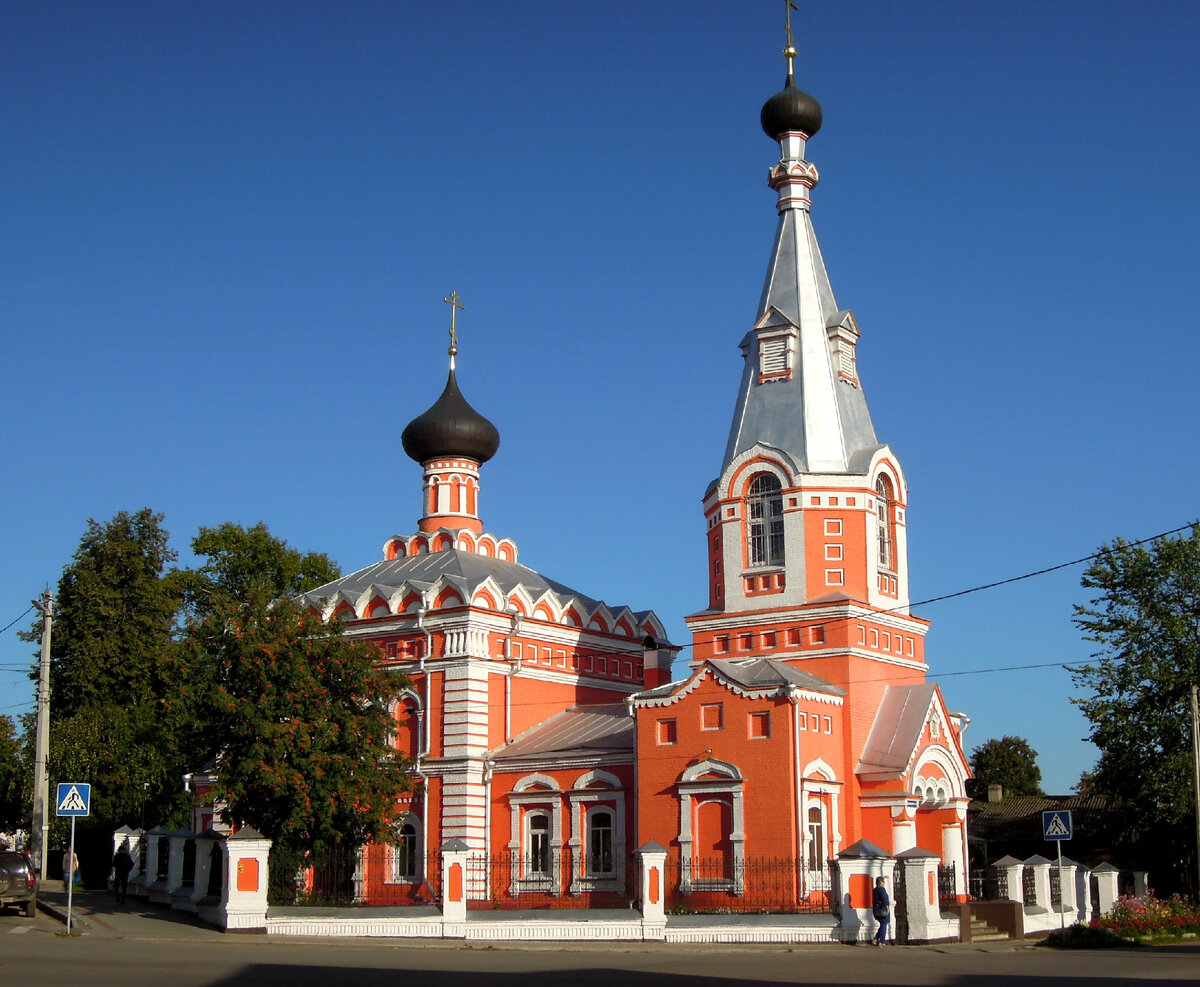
[
  {"xmin": 856, "ymin": 683, "xmax": 937, "ymax": 776},
  {"xmin": 719, "ymin": 168, "xmax": 880, "ymax": 477},
  {"xmin": 301, "ymin": 548, "xmax": 657, "ymax": 629},
  {"xmin": 491, "ymin": 704, "xmax": 633, "ymax": 762},
  {"xmin": 708, "ymin": 658, "xmax": 845, "ymax": 696}
]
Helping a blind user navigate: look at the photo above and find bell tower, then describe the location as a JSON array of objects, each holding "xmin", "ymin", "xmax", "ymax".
[{"xmin": 687, "ymin": 30, "xmax": 924, "ymax": 677}]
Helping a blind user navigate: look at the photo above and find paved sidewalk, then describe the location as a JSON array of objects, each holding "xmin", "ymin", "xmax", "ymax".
[{"xmin": 37, "ymin": 888, "xmax": 226, "ymax": 940}]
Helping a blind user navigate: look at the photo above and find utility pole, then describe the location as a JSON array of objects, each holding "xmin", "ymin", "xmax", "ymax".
[
  {"xmin": 30, "ymin": 589, "xmax": 52, "ymax": 882},
  {"xmin": 1191, "ymin": 683, "xmax": 1200, "ymax": 900}
]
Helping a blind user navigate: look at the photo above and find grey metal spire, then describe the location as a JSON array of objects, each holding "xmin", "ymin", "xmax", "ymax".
[{"xmin": 720, "ymin": 48, "xmax": 879, "ymax": 476}]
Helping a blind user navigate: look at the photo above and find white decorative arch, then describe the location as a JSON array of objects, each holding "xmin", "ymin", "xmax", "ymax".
[
  {"xmin": 911, "ymin": 744, "xmax": 968, "ymax": 799},
  {"xmin": 802, "ymin": 757, "xmax": 837, "ymax": 781},
  {"xmin": 513, "ymin": 772, "xmax": 560, "ymax": 793},
  {"xmin": 680, "ymin": 757, "xmax": 743, "ymax": 784},
  {"xmin": 572, "ymin": 768, "xmax": 621, "ymax": 791}
]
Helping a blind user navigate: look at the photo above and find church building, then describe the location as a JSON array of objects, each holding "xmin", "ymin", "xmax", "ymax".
[{"xmin": 295, "ymin": 36, "xmax": 972, "ymax": 909}]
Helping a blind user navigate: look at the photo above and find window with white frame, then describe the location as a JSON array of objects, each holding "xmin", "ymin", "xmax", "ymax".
[
  {"xmin": 876, "ymin": 475, "xmax": 895, "ymax": 572},
  {"xmin": 587, "ymin": 809, "xmax": 614, "ymax": 877},
  {"xmin": 526, "ymin": 811, "xmax": 551, "ymax": 877},
  {"xmin": 747, "ymin": 474, "xmax": 784, "ymax": 567},
  {"xmin": 806, "ymin": 805, "xmax": 826, "ymax": 871},
  {"xmin": 386, "ymin": 820, "xmax": 420, "ymax": 883}
]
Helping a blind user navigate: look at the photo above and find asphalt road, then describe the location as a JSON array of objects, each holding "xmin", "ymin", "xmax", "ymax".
[{"xmin": 3, "ymin": 902, "xmax": 1199, "ymax": 986}]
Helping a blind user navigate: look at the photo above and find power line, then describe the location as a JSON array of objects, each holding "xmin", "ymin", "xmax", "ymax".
[{"xmin": 0, "ymin": 604, "xmax": 35, "ymax": 637}]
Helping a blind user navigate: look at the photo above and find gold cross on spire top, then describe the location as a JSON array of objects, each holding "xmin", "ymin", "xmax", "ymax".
[
  {"xmin": 443, "ymin": 290, "xmax": 464, "ymax": 356},
  {"xmin": 783, "ymin": 0, "xmax": 799, "ymax": 75}
]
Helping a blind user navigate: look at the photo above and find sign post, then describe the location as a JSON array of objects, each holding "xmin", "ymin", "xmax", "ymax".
[
  {"xmin": 56, "ymin": 783, "xmax": 91, "ymax": 934},
  {"xmin": 1043, "ymin": 810, "xmax": 1072, "ymax": 929}
]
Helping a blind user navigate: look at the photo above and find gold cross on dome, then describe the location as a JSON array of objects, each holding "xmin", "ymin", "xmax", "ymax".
[{"xmin": 443, "ymin": 290, "xmax": 464, "ymax": 354}]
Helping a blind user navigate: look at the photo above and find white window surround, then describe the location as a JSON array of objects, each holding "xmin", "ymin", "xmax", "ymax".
[
  {"xmin": 506, "ymin": 776, "xmax": 564, "ymax": 895},
  {"xmin": 676, "ymin": 759, "xmax": 745, "ymax": 895},
  {"xmin": 384, "ymin": 816, "xmax": 421, "ymax": 884},
  {"xmin": 567, "ymin": 770, "xmax": 627, "ymax": 892}
]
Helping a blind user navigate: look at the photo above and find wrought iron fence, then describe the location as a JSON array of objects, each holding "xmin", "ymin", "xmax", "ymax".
[
  {"xmin": 1049, "ymin": 865, "xmax": 1062, "ymax": 908},
  {"xmin": 1021, "ymin": 866, "xmax": 1037, "ymax": 906},
  {"xmin": 462, "ymin": 850, "xmax": 634, "ymax": 910},
  {"xmin": 984, "ymin": 867, "xmax": 1009, "ymax": 901},
  {"xmin": 267, "ymin": 846, "xmax": 441, "ymax": 907},
  {"xmin": 664, "ymin": 855, "xmax": 835, "ymax": 914},
  {"xmin": 937, "ymin": 862, "xmax": 956, "ymax": 905}
]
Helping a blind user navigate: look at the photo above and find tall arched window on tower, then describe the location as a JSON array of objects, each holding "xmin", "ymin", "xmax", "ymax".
[
  {"xmin": 747, "ymin": 474, "xmax": 784, "ymax": 567},
  {"xmin": 876, "ymin": 476, "xmax": 894, "ymax": 572}
]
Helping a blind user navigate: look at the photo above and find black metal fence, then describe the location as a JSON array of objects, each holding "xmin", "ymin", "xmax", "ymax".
[
  {"xmin": 937, "ymin": 862, "xmax": 957, "ymax": 905},
  {"xmin": 462, "ymin": 850, "xmax": 635, "ymax": 910},
  {"xmin": 663, "ymin": 855, "xmax": 835, "ymax": 914}
]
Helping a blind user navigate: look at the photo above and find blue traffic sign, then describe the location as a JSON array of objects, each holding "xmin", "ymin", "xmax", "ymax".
[
  {"xmin": 56, "ymin": 782, "xmax": 91, "ymax": 817},
  {"xmin": 1043, "ymin": 809, "xmax": 1072, "ymax": 840}
]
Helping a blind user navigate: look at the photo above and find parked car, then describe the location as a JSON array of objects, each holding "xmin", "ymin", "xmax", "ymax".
[{"xmin": 0, "ymin": 851, "xmax": 37, "ymax": 917}]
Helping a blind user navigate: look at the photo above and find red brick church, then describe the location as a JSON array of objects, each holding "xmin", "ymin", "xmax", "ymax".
[{"xmin": 287, "ymin": 37, "xmax": 972, "ymax": 909}]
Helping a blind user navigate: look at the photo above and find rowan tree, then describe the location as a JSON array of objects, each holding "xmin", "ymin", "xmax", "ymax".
[{"xmin": 176, "ymin": 595, "xmax": 411, "ymax": 854}]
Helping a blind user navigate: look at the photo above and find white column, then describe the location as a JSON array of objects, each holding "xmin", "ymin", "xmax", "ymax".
[
  {"xmin": 219, "ymin": 827, "xmax": 272, "ymax": 931},
  {"xmin": 440, "ymin": 838, "xmax": 470, "ymax": 933},
  {"xmin": 637, "ymin": 842, "xmax": 668, "ymax": 939}
]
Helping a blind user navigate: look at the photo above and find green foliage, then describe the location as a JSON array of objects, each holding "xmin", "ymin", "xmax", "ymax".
[
  {"xmin": 23, "ymin": 509, "xmax": 188, "ymax": 833},
  {"xmin": 966, "ymin": 735, "xmax": 1043, "ymax": 800},
  {"xmin": 43, "ymin": 509, "xmax": 180, "ymax": 715},
  {"xmin": 1070, "ymin": 525, "xmax": 1200, "ymax": 880},
  {"xmin": 177, "ymin": 521, "xmax": 340, "ymax": 619},
  {"xmin": 175, "ymin": 595, "xmax": 411, "ymax": 854},
  {"xmin": 0, "ymin": 715, "xmax": 27, "ymax": 832}
]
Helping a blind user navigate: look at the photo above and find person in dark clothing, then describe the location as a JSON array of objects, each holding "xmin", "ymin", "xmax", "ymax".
[
  {"xmin": 872, "ymin": 875, "xmax": 890, "ymax": 945},
  {"xmin": 112, "ymin": 840, "xmax": 134, "ymax": 904}
]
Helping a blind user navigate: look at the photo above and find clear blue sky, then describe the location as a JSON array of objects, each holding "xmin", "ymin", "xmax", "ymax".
[{"xmin": 3, "ymin": 1, "xmax": 1198, "ymax": 796}]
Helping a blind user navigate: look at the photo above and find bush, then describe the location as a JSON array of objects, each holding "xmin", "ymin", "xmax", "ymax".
[
  {"xmin": 1097, "ymin": 894, "xmax": 1200, "ymax": 942},
  {"xmin": 1044, "ymin": 923, "xmax": 1136, "ymax": 949}
]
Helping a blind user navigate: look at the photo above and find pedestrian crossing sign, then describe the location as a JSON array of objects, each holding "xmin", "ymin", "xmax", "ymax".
[
  {"xmin": 56, "ymin": 782, "xmax": 91, "ymax": 817},
  {"xmin": 1042, "ymin": 809, "xmax": 1072, "ymax": 840}
]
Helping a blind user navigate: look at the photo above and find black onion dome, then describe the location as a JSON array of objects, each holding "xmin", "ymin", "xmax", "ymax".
[
  {"xmin": 401, "ymin": 368, "xmax": 501, "ymax": 465},
  {"xmin": 760, "ymin": 76, "xmax": 822, "ymax": 140}
]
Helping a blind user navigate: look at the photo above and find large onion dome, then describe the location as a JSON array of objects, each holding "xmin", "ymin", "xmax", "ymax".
[
  {"xmin": 401, "ymin": 368, "xmax": 501, "ymax": 465},
  {"xmin": 760, "ymin": 75, "xmax": 822, "ymax": 140}
]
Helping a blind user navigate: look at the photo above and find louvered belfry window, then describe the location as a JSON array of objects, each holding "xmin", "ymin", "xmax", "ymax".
[{"xmin": 748, "ymin": 474, "xmax": 784, "ymax": 566}]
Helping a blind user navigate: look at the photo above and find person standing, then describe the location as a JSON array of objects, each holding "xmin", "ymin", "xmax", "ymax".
[
  {"xmin": 872, "ymin": 875, "xmax": 891, "ymax": 946},
  {"xmin": 112, "ymin": 840, "xmax": 135, "ymax": 905},
  {"xmin": 63, "ymin": 849, "xmax": 79, "ymax": 892}
]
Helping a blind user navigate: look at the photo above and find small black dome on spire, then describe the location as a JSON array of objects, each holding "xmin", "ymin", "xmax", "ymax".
[
  {"xmin": 760, "ymin": 76, "xmax": 822, "ymax": 141},
  {"xmin": 401, "ymin": 368, "xmax": 501, "ymax": 465}
]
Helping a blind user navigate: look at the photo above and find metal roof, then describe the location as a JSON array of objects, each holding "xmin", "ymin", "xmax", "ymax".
[
  {"xmin": 491, "ymin": 704, "xmax": 633, "ymax": 762},
  {"xmin": 301, "ymin": 547, "xmax": 658, "ymax": 631},
  {"xmin": 856, "ymin": 683, "xmax": 938, "ymax": 776}
]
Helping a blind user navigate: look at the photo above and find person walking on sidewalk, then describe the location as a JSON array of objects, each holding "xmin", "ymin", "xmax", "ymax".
[
  {"xmin": 112, "ymin": 840, "xmax": 134, "ymax": 905},
  {"xmin": 872, "ymin": 875, "xmax": 891, "ymax": 946}
]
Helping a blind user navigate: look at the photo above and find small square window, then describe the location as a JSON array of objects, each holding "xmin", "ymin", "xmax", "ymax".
[
  {"xmin": 830, "ymin": 496, "xmax": 839, "ymax": 506},
  {"xmin": 825, "ymin": 569, "xmax": 844, "ymax": 586},
  {"xmin": 657, "ymin": 719, "xmax": 677, "ymax": 745},
  {"xmin": 823, "ymin": 716, "xmax": 832, "ymax": 734},
  {"xmin": 810, "ymin": 625, "xmax": 826, "ymax": 645},
  {"xmin": 763, "ymin": 631, "xmax": 777, "ymax": 649},
  {"xmin": 715, "ymin": 635, "xmax": 730, "ymax": 654},
  {"xmin": 786, "ymin": 628, "xmax": 801, "ymax": 646},
  {"xmin": 810, "ymin": 496, "xmax": 821, "ymax": 506},
  {"xmin": 749, "ymin": 711, "xmax": 771, "ymax": 739},
  {"xmin": 701, "ymin": 703, "xmax": 724, "ymax": 730},
  {"xmin": 825, "ymin": 519, "xmax": 843, "ymax": 536},
  {"xmin": 738, "ymin": 634, "xmax": 753, "ymax": 652},
  {"xmin": 825, "ymin": 544, "xmax": 843, "ymax": 561},
  {"xmin": 798, "ymin": 711, "xmax": 807, "ymax": 731},
  {"xmin": 597, "ymin": 658, "xmax": 607, "ymax": 675},
  {"xmin": 847, "ymin": 497, "xmax": 856, "ymax": 507},
  {"xmin": 810, "ymin": 714, "xmax": 819, "ymax": 732}
]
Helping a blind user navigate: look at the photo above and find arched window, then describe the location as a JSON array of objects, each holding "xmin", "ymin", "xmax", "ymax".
[
  {"xmin": 747, "ymin": 474, "xmax": 784, "ymax": 567},
  {"xmin": 876, "ymin": 476, "xmax": 894, "ymax": 571},
  {"xmin": 388, "ymin": 821, "xmax": 419, "ymax": 882},
  {"xmin": 807, "ymin": 805, "xmax": 826, "ymax": 871},
  {"xmin": 588, "ymin": 809, "xmax": 614, "ymax": 876}
]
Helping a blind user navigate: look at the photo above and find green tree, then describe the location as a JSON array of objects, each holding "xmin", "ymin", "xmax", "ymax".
[
  {"xmin": 27, "ymin": 510, "xmax": 191, "ymax": 829},
  {"xmin": 175, "ymin": 596, "xmax": 410, "ymax": 853},
  {"xmin": 0, "ymin": 715, "xmax": 26, "ymax": 833},
  {"xmin": 177, "ymin": 522, "xmax": 340, "ymax": 621},
  {"xmin": 966, "ymin": 735, "xmax": 1043, "ymax": 801},
  {"xmin": 1070, "ymin": 524, "xmax": 1200, "ymax": 894}
]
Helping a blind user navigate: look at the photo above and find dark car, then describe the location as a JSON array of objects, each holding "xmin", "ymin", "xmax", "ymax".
[{"xmin": 0, "ymin": 851, "xmax": 37, "ymax": 917}]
